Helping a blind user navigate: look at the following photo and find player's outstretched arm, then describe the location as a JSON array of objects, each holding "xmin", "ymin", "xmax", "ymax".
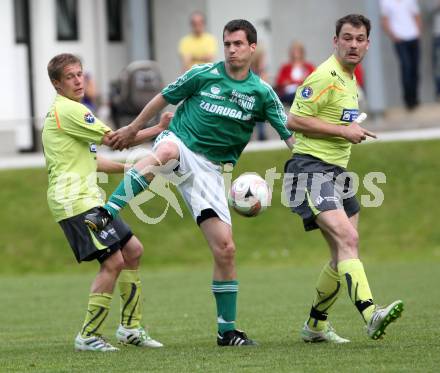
[
  {"xmin": 288, "ymin": 113, "xmax": 376, "ymax": 144},
  {"xmin": 96, "ymin": 155, "xmax": 129, "ymax": 174},
  {"xmin": 288, "ymin": 113, "xmax": 343, "ymax": 138},
  {"xmin": 109, "ymin": 93, "xmax": 168, "ymax": 150},
  {"xmin": 131, "ymin": 112, "xmax": 174, "ymax": 146},
  {"xmin": 284, "ymin": 135, "xmax": 295, "ymax": 150}
]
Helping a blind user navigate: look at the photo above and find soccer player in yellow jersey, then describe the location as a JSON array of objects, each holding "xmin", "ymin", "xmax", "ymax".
[
  {"xmin": 178, "ymin": 11, "xmax": 218, "ymax": 71},
  {"xmin": 42, "ymin": 53, "xmax": 171, "ymax": 351},
  {"xmin": 284, "ymin": 14, "xmax": 403, "ymax": 343}
]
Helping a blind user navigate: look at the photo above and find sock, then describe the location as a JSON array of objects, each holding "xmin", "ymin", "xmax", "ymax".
[
  {"xmin": 118, "ymin": 269, "xmax": 142, "ymax": 329},
  {"xmin": 212, "ymin": 280, "xmax": 238, "ymax": 334},
  {"xmin": 338, "ymin": 259, "xmax": 375, "ymax": 323},
  {"xmin": 104, "ymin": 168, "xmax": 149, "ymax": 218},
  {"xmin": 307, "ymin": 262, "xmax": 341, "ymax": 331},
  {"xmin": 80, "ymin": 293, "xmax": 112, "ymax": 338}
]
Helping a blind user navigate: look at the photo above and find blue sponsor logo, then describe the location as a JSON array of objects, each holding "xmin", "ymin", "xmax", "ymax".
[
  {"xmin": 90, "ymin": 143, "xmax": 97, "ymax": 153},
  {"xmin": 301, "ymin": 86, "xmax": 313, "ymax": 99},
  {"xmin": 340, "ymin": 109, "xmax": 359, "ymax": 122},
  {"xmin": 84, "ymin": 112, "xmax": 95, "ymax": 124}
]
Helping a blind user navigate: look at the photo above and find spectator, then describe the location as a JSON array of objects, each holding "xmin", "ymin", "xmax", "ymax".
[
  {"xmin": 354, "ymin": 64, "xmax": 368, "ymax": 111},
  {"xmin": 275, "ymin": 41, "xmax": 315, "ymax": 105},
  {"xmin": 178, "ymin": 11, "xmax": 218, "ymax": 72},
  {"xmin": 250, "ymin": 45, "xmax": 269, "ymax": 140},
  {"xmin": 432, "ymin": 1, "xmax": 440, "ymax": 99},
  {"xmin": 81, "ymin": 72, "xmax": 99, "ymax": 112},
  {"xmin": 380, "ymin": 0, "xmax": 422, "ymax": 110}
]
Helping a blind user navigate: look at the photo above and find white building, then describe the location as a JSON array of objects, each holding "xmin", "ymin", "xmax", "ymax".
[
  {"xmin": 0, "ymin": 0, "xmax": 152, "ymax": 152},
  {"xmin": 1, "ymin": 0, "xmax": 436, "ymax": 152}
]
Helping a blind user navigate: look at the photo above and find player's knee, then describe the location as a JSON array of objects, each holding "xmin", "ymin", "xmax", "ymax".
[
  {"xmin": 103, "ymin": 252, "xmax": 125, "ymax": 274},
  {"xmin": 215, "ymin": 241, "xmax": 236, "ymax": 266},
  {"xmin": 341, "ymin": 228, "xmax": 359, "ymax": 251},
  {"xmin": 127, "ymin": 239, "xmax": 144, "ymax": 260},
  {"xmin": 156, "ymin": 142, "xmax": 179, "ymax": 164}
]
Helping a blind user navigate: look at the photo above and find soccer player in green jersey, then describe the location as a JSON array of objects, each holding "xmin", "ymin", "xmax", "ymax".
[
  {"xmin": 284, "ymin": 14, "xmax": 403, "ymax": 343},
  {"xmin": 42, "ymin": 53, "xmax": 171, "ymax": 351},
  {"xmin": 85, "ymin": 19, "xmax": 294, "ymax": 346}
]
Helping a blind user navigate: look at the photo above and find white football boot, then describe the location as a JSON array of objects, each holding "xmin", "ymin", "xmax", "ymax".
[
  {"xmin": 116, "ymin": 325, "xmax": 163, "ymax": 348},
  {"xmin": 74, "ymin": 333, "xmax": 119, "ymax": 352}
]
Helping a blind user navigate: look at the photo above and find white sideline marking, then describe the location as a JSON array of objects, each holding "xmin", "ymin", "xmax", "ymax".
[{"xmin": 1, "ymin": 127, "xmax": 440, "ymax": 170}]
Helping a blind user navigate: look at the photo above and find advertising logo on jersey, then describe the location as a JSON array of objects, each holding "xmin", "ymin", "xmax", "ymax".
[
  {"xmin": 84, "ymin": 112, "xmax": 95, "ymax": 124},
  {"xmin": 210, "ymin": 85, "xmax": 221, "ymax": 95},
  {"xmin": 301, "ymin": 86, "xmax": 313, "ymax": 99},
  {"xmin": 340, "ymin": 109, "xmax": 359, "ymax": 122},
  {"xmin": 89, "ymin": 143, "xmax": 97, "ymax": 153}
]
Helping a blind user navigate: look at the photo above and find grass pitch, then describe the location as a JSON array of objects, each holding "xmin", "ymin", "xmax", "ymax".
[
  {"xmin": 0, "ymin": 139, "xmax": 439, "ymax": 371},
  {"xmin": 1, "ymin": 262, "xmax": 439, "ymax": 372},
  {"xmin": 0, "ymin": 139, "xmax": 439, "ymax": 273}
]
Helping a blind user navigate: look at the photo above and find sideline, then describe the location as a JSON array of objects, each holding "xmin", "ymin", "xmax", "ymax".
[{"xmin": 1, "ymin": 127, "xmax": 440, "ymax": 170}]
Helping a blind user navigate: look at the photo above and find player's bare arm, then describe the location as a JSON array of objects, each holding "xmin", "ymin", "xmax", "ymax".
[
  {"xmin": 284, "ymin": 135, "xmax": 295, "ymax": 150},
  {"xmin": 288, "ymin": 113, "xmax": 376, "ymax": 144},
  {"xmin": 108, "ymin": 93, "xmax": 168, "ymax": 150},
  {"xmin": 96, "ymin": 155, "xmax": 128, "ymax": 173},
  {"xmin": 130, "ymin": 112, "xmax": 174, "ymax": 147}
]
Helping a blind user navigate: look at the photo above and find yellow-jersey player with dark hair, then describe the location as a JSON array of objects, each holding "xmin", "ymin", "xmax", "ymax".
[{"xmin": 284, "ymin": 14, "xmax": 403, "ymax": 343}]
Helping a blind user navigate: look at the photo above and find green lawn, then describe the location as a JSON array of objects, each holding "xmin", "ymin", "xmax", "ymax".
[
  {"xmin": 0, "ymin": 139, "xmax": 439, "ymax": 274},
  {"xmin": 1, "ymin": 263, "xmax": 439, "ymax": 372},
  {"xmin": 1, "ymin": 139, "xmax": 439, "ymax": 371}
]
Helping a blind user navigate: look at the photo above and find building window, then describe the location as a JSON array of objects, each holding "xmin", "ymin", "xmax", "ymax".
[
  {"xmin": 14, "ymin": 0, "xmax": 29, "ymax": 44},
  {"xmin": 56, "ymin": 0, "xmax": 78, "ymax": 41},
  {"xmin": 107, "ymin": 0, "xmax": 123, "ymax": 42}
]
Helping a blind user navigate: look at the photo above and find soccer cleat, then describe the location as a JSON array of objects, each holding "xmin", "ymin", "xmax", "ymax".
[
  {"xmin": 74, "ymin": 333, "xmax": 119, "ymax": 352},
  {"xmin": 217, "ymin": 329, "xmax": 258, "ymax": 346},
  {"xmin": 116, "ymin": 325, "xmax": 163, "ymax": 348},
  {"xmin": 84, "ymin": 207, "xmax": 112, "ymax": 231},
  {"xmin": 367, "ymin": 300, "xmax": 404, "ymax": 340},
  {"xmin": 301, "ymin": 322, "xmax": 350, "ymax": 343}
]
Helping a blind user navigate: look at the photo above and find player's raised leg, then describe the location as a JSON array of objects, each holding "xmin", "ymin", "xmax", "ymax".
[
  {"xmin": 116, "ymin": 236, "xmax": 163, "ymax": 347},
  {"xmin": 85, "ymin": 141, "xmax": 179, "ymax": 231},
  {"xmin": 200, "ymin": 216, "xmax": 257, "ymax": 346}
]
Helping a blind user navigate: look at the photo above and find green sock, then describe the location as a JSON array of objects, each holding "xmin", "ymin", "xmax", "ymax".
[
  {"xmin": 118, "ymin": 269, "xmax": 142, "ymax": 329},
  {"xmin": 307, "ymin": 262, "xmax": 341, "ymax": 331},
  {"xmin": 212, "ymin": 280, "xmax": 238, "ymax": 334},
  {"xmin": 338, "ymin": 259, "xmax": 375, "ymax": 323},
  {"xmin": 81, "ymin": 293, "xmax": 112, "ymax": 337},
  {"xmin": 104, "ymin": 168, "xmax": 149, "ymax": 218}
]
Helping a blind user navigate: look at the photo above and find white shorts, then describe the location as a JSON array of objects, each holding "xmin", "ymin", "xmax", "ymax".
[{"xmin": 153, "ymin": 130, "xmax": 231, "ymax": 225}]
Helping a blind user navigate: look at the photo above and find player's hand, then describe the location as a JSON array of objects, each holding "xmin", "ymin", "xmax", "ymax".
[
  {"xmin": 158, "ymin": 112, "xmax": 174, "ymax": 131},
  {"xmin": 341, "ymin": 122, "xmax": 377, "ymax": 144},
  {"xmin": 109, "ymin": 125, "xmax": 138, "ymax": 150}
]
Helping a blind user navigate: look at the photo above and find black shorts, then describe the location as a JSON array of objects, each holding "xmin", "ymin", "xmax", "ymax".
[
  {"xmin": 283, "ymin": 154, "xmax": 360, "ymax": 231},
  {"xmin": 59, "ymin": 207, "xmax": 133, "ymax": 263}
]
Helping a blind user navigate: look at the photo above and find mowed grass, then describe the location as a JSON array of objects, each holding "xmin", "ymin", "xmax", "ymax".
[
  {"xmin": 0, "ymin": 139, "xmax": 440, "ymax": 371},
  {"xmin": 0, "ymin": 139, "xmax": 439, "ymax": 273},
  {"xmin": 1, "ymin": 262, "xmax": 440, "ymax": 372}
]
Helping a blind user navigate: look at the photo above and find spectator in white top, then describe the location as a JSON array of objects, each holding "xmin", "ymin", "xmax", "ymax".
[
  {"xmin": 431, "ymin": 1, "xmax": 440, "ymax": 99},
  {"xmin": 380, "ymin": 0, "xmax": 422, "ymax": 110}
]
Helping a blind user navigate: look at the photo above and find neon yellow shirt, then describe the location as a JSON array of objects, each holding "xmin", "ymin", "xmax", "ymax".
[
  {"xmin": 178, "ymin": 32, "xmax": 218, "ymax": 66},
  {"xmin": 290, "ymin": 55, "xmax": 359, "ymax": 168},
  {"xmin": 42, "ymin": 94, "xmax": 111, "ymax": 222}
]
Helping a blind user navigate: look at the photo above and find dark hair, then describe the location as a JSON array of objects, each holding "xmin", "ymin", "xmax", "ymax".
[
  {"xmin": 223, "ymin": 19, "xmax": 257, "ymax": 44},
  {"xmin": 47, "ymin": 53, "xmax": 82, "ymax": 81},
  {"xmin": 336, "ymin": 14, "xmax": 371, "ymax": 38}
]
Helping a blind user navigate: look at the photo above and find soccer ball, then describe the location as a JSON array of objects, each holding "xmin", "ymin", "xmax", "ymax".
[{"xmin": 228, "ymin": 173, "xmax": 271, "ymax": 217}]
